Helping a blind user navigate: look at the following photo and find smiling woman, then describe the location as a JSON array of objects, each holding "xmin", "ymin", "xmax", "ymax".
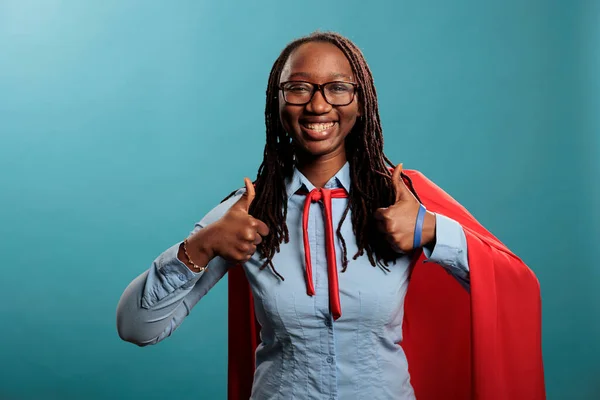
[
  {"xmin": 116, "ymin": 31, "xmax": 546, "ymax": 400},
  {"xmin": 278, "ymin": 41, "xmax": 361, "ymax": 162}
]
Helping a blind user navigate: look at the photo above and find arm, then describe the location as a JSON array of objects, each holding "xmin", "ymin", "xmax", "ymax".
[
  {"xmin": 116, "ymin": 193, "xmax": 242, "ymax": 346},
  {"xmin": 116, "ymin": 234, "xmax": 228, "ymax": 346}
]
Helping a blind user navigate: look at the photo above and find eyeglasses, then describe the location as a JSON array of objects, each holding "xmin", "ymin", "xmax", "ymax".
[{"xmin": 278, "ymin": 81, "xmax": 359, "ymax": 106}]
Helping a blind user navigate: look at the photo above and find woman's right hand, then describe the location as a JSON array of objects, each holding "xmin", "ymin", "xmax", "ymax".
[{"xmin": 186, "ymin": 178, "xmax": 270, "ymax": 265}]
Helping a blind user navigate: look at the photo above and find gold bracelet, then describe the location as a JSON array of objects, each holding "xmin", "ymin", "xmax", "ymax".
[{"xmin": 183, "ymin": 238, "xmax": 207, "ymax": 273}]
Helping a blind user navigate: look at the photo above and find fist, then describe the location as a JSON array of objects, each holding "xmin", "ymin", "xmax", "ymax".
[
  {"xmin": 203, "ymin": 178, "xmax": 270, "ymax": 263},
  {"xmin": 374, "ymin": 164, "xmax": 436, "ymax": 253}
]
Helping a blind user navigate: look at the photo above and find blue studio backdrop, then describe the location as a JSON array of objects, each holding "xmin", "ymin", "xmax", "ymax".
[{"xmin": 1, "ymin": 1, "xmax": 599, "ymax": 399}]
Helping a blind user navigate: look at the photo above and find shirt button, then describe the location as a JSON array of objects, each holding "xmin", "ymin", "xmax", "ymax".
[
  {"xmin": 178, "ymin": 274, "xmax": 186, "ymax": 281},
  {"xmin": 326, "ymin": 356, "xmax": 333, "ymax": 363},
  {"xmin": 324, "ymin": 319, "xmax": 331, "ymax": 327}
]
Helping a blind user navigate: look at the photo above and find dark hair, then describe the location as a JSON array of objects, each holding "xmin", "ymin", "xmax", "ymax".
[{"xmin": 225, "ymin": 31, "xmax": 420, "ymax": 278}]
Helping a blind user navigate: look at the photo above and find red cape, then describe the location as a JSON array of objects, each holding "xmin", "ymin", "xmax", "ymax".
[{"xmin": 227, "ymin": 169, "xmax": 546, "ymax": 399}]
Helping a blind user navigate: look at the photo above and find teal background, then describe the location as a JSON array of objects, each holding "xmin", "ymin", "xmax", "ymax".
[{"xmin": 1, "ymin": 1, "xmax": 598, "ymax": 399}]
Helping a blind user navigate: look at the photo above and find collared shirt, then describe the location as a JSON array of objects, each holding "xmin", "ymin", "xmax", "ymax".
[{"xmin": 117, "ymin": 162, "xmax": 470, "ymax": 400}]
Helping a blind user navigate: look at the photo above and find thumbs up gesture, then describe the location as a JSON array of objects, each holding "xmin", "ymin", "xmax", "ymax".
[
  {"xmin": 188, "ymin": 178, "xmax": 270, "ymax": 265},
  {"xmin": 374, "ymin": 164, "xmax": 436, "ymax": 253},
  {"xmin": 212, "ymin": 178, "xmax": 270, "ymax": 263}
]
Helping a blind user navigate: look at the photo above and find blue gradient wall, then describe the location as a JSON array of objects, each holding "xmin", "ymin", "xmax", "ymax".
[{"xmin": 1, "ymin": 1, "xmax": 598, "ymax": 399}]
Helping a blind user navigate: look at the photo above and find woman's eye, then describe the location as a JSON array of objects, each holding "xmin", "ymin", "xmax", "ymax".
[
  {"xmin": 288, "ymin": 86, "xmax": 310, "ymax": 92},
  {"xmin": 330, "ymin": 84, "xmax": 350, "ymax": 93}
]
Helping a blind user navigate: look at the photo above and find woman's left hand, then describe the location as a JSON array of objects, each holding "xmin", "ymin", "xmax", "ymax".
[{"xmin": 374, "ymin": 164, "xmax": 437, "ymax": 253}]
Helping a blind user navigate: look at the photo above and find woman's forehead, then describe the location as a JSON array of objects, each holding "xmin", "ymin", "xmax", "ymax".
[{"xmin": 280, "ymin": 41, "xmax": 355, "ymax": 83}]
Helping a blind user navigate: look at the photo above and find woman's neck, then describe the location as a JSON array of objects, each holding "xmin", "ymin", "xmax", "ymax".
[{"xmin": 296, "ymin": 151, "xmax": 347, "ymax": 189}]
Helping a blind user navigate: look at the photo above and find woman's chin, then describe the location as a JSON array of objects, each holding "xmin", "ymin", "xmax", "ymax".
[{"xmin": 295, "ymin": 141, "xmax": 346, "ymax": 160}]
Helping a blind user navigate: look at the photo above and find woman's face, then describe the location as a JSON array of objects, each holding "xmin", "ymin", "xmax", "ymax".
[{"xmin": 278, "ymin": 41, "xmax": 361, "ymax": 160}]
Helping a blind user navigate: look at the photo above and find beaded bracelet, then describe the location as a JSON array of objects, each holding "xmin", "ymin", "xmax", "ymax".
[
  {"xmin": 413, "ymin": 204, "xmax": 427, "ymax": 249},
  {"xmin": 183, "ymin": 238, "xmax": 208, "ymax": 273}
]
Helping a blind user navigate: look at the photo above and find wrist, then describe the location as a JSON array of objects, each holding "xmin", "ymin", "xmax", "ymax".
[{"xmin": 184, "ymin": 227, "xmax": 217, "ymax": 270}]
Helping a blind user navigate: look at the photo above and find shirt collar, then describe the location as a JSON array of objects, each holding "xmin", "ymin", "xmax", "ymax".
[{"xmin": 285, "ymin": 161, "xmax": 351, "ymax": 198}]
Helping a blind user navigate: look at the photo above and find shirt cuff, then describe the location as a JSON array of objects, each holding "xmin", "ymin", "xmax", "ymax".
[
  {"xmin": 423, "ymin": 213, "xmax": 469, "ymax": 272},
  {"xmin": 141, "ymin": 242, "xmax": 204, "ymax": 309}
]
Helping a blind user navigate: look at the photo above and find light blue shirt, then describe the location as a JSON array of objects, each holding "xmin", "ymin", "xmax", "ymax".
[{"xmin": 116, "ymin": 162, "xmax": 469, "ymax": 400}]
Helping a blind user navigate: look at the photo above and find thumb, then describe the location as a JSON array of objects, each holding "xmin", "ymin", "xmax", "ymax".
[
  {"xmin": 391, "ymin": 163, "xmax": 408, "ymax": 203},
  {"xmin": 237, "ymin": 177, "xmax": 255, "ymax": 212}
]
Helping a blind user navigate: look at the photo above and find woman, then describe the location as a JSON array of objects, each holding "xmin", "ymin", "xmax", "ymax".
[{"xmin": 117, "ymin": 32, "xmax": 545, "ymax": 400}]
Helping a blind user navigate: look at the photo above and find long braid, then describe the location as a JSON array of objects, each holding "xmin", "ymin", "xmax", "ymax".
[{"xmin": 223, "ymin": 31, "xmax": 420, "ymax": 277}]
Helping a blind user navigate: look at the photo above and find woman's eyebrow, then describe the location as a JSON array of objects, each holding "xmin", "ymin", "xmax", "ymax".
[{"xmin": 287, "ymin": 72, "xmax": 354, "ymax": 81}]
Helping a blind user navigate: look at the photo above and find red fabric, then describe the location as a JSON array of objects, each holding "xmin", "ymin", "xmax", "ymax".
[
  {"xmin": 227, "ymin": 169, "xmax": 545, "ymax": 400},
  {"xmin": 300, "ymin": 187, "xmax": 348, "ymax": 319}
]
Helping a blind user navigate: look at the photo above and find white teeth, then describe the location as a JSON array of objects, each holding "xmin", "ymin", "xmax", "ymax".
[{"xmin": 305, "ymin": 122, "xmax": 335, "ymax": 132}]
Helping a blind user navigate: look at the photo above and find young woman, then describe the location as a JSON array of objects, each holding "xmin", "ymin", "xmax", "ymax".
[{"xmin": 117, "ymin": 32, "xmax": 545, "ymax": 400}]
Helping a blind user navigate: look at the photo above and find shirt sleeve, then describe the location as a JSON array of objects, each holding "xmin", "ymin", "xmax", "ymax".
[
  {"xmin": 116, "ymin": 189, "xmax": 244, "ymax": 346},
  {"xmin": 139, "ymin": 241, "xmax": 204, "ymax": 310},
  {"xmin": 422, "ymin": 213, "xmax": 470, "ymax": 290}
]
